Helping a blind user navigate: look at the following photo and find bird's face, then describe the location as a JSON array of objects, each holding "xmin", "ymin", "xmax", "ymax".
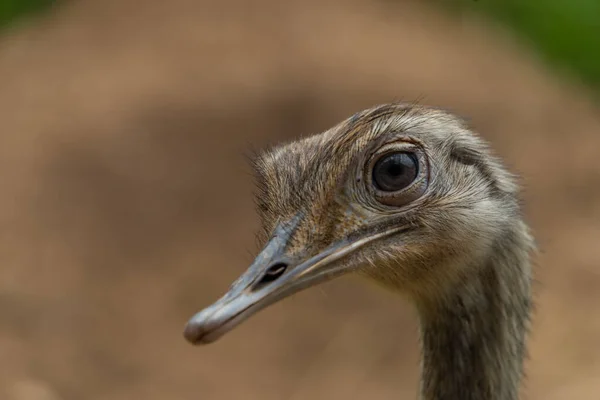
[{"xmin": 184, "ymin": 104, "xmax": 518, "ymax": 344}]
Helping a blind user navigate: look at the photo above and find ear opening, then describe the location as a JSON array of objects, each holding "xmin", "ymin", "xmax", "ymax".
[{"xmin": 449, "ymin": 143, "xmax": 482, "ymax": 167}]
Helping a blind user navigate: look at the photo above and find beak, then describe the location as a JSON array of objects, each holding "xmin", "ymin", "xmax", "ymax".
[{"xmin": 183, "ymin": 214, "xmax": 406, "ymax": 345}]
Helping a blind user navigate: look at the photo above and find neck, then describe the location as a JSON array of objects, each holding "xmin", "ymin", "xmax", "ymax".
[{"xmin": 417, "ymin": 223, "xmax": 533, "ymax": 400}]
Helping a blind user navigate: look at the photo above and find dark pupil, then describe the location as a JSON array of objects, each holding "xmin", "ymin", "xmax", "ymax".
[{"xmin": 372, "ymin": 152, "xmax": 418, "ymax": 192}]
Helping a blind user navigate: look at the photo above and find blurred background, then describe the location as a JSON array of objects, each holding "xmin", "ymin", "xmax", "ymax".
[{"xmin": 1, "ymin": 0, "xmax": 599, "ymax": 399}]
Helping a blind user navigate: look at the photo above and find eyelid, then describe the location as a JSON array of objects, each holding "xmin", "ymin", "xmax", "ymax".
[
  {"xmin": 371, "ymin": 140, "xmax": 420, "ymax": 159},
  {"xmin": 366, "ymin": 139, "xmax": 423, "ymax": 179}
]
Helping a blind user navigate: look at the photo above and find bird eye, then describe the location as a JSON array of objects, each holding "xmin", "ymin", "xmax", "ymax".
[{"xmin": 372, "ymin": 152, "xmax": 419, "ymax": 192}]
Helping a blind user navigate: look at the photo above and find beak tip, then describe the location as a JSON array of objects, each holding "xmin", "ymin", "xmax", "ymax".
[
  {"xmin": 183, "ymin": 317, "xmax": 224, "ymax": 346},
  {"xmin": 183, "ymin": 322, "xmax": 203, "ymax": 345}
]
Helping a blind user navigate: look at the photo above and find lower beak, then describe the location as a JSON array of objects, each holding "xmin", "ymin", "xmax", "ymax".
[{"xmin": 183, "ymin": 217, "xmax": 406, "ymax": 345}]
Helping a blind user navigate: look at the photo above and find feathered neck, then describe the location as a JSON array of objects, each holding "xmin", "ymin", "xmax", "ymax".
[{"xmin": 417, "ymin": 222, "xmax": 533, "ymax": 400}]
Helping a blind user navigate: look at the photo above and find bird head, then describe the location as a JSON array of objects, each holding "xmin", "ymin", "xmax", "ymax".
[{"xmin": 184, "ymin": 103, "xmax": 519, "ymax": 344}]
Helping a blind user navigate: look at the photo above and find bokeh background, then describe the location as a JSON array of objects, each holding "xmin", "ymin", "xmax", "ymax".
[{"xmin": 1, "ymin": 0, "xmax": 599, "ymax": 399}]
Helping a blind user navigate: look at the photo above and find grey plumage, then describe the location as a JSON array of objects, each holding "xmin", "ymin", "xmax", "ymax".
[{"xmin": 185, "ymin": 103, "xmax": 534, "ymax": 400}]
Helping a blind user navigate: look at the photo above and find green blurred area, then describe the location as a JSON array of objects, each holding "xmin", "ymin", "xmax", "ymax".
[
  {"xmin": 0, "ymin": 0, "xmax": 53, "ymax": 29},
  {"xmin": 1, "ymin": 0, "xmax": 599, "ymax": 91},
  {"xmin": 450, "ymin": 0, "xmax": 600, "ymax": 90}
]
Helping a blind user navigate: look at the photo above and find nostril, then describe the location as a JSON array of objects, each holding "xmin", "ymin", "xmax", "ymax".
[
  {"xmin": 254, "ymin": 262, "xmax": 288, "ymax": 288},
  {"xmin": 262, "ymin": 263, "xmax": 287, "ymax": 282}
]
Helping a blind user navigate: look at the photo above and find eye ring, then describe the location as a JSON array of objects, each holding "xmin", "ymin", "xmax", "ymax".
[{"xmin": 365, "ymin": 144, "xmax": 429, "ymax": 208}]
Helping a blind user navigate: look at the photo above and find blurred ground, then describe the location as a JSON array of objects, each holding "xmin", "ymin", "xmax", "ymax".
[{"xmin": 0, "ymin": 0, "xmax": 599, "ymax": 399}]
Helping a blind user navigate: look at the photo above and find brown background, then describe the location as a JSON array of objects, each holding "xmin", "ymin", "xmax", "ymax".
[{"xmin": 1, "ymin": 0, "xmax": 599, "ymax": 399}]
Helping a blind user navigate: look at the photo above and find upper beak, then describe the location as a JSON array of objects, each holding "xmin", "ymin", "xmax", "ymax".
[{"xmin": 183, "ymin": 215, "xmax": 406, "ymax": 345}]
